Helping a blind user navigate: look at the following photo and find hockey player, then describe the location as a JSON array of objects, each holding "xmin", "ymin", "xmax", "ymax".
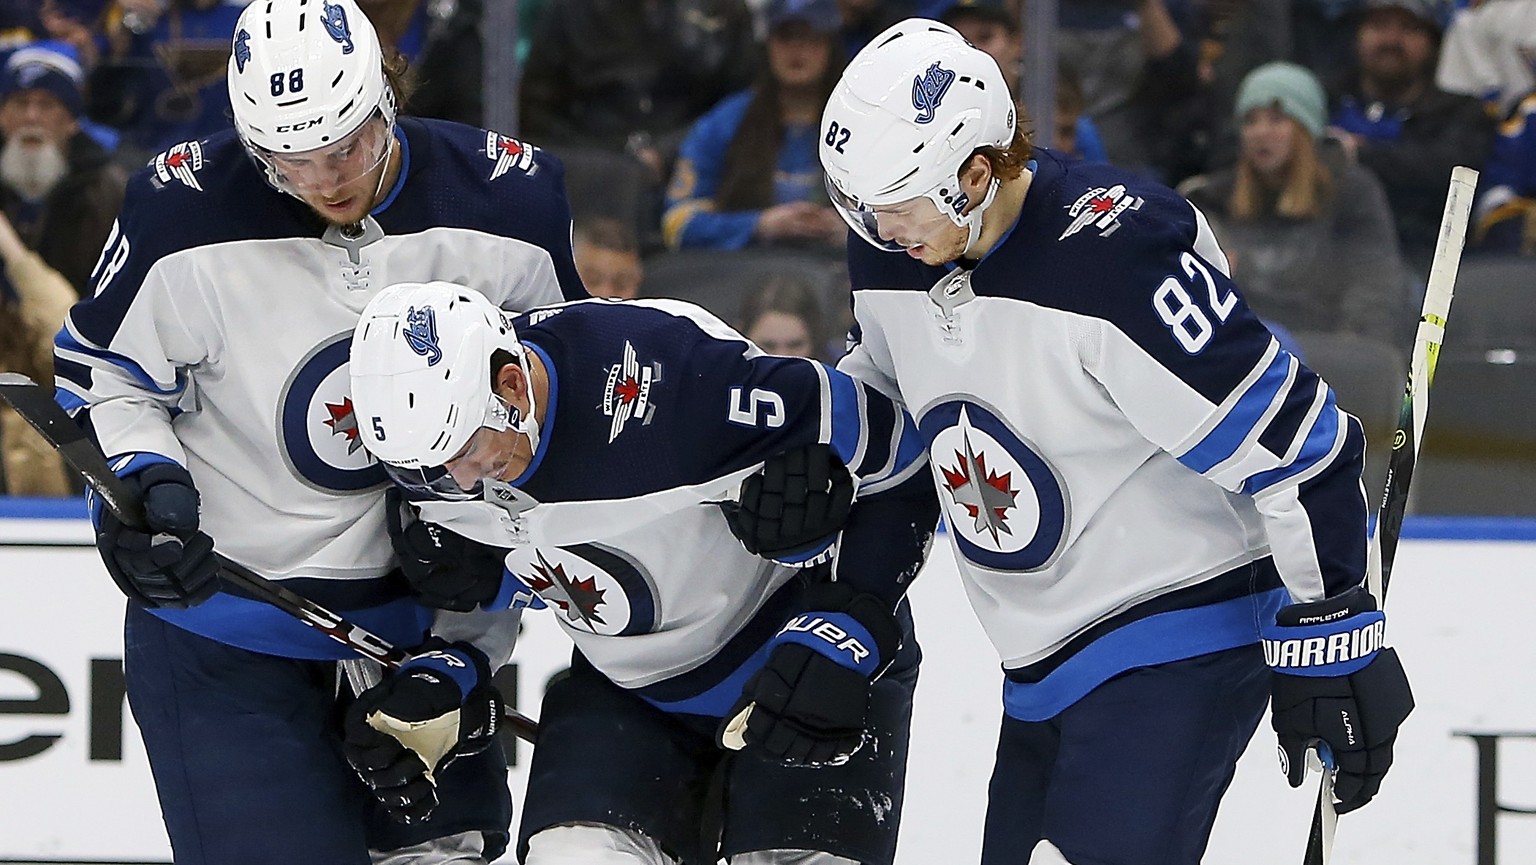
[
  {"xmin": 51, "ymin": 1, "xmax": 586, "ymax": 863},
  {"xmin": 343, "ymin": 282, "xmax": 938, "ymax": 865},
  {"xmin": 734, "ymin": 19, "xmax": 1416, "ymax": 864}
]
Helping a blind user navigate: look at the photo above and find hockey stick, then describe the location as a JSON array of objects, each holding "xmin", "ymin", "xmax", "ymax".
[
  {"xmin": 1300, "ymin": 166, "xmax": 1479, "ymax": 865},
  {"xmin": 0, "ymin": 373, "xmax": 539, "ymax": 743}
]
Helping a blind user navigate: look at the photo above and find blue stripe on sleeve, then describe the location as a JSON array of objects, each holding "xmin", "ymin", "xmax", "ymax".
[
  {"xmin": 1178, "ymin": 349, "xmax": 1291, "ymax": 474},
  {"xmin": 1242, "ymin": 390, "xmax": 1342, "ymax": 495},
  {"xmin": 826, "ymin": 368, "xmax": 864, "ymax": 468},
  {"xmin": 55, "ymin": 328, "xmax": 185, "ymax": 396}
]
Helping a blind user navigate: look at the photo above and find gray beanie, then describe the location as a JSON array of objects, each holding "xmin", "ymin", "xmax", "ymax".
[{"xmin": 1235, "ymin": 62, "xmax": 1327, "ymax": 140}]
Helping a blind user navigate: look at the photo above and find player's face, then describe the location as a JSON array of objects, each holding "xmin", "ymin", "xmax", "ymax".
[
  {"xmin": 1240, "ymin": 105, "xmax": 1300, "ymax": 179},
  {"xmin": 264, "ymin": 115, "xmax": 395, "ymax": 225},
  {"xmin": 444, "ymin": 424, "xmax": 524, "ymax": 492},
  {"xmin": 870, "ymin": 196, "xmax": 967, "ymax": 265}
]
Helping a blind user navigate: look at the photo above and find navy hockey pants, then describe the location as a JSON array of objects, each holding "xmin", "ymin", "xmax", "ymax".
[
  {"xmin": 123, "ymin": 603, "xmax": 512, "ymax": 865},
  {"xmin": 981, "ymin": 645, "xmax": 1270, "ymax": 865}
]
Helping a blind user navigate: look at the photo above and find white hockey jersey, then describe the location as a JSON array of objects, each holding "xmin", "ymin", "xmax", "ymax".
[
  {"xmin": 407, "ymin": 298, "xmax": 934, "ymax": 713},
  {"xmin": 54, "ymin": 119, "xmax": 586, "ymax": 658},
  {"xmin": 842, "ymin": 150, "xmax": 1370, "ymax": 721}
]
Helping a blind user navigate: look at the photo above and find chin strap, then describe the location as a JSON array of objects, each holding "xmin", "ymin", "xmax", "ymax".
[{"xmin": 957, "ymin": 177, "xmax": 1000, "ymax": 259}]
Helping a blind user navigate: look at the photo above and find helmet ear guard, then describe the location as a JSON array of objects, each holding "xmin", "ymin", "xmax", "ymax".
[{"xmin": 820, "ymin": 18, "xmax": 1017, "ymax": 256}]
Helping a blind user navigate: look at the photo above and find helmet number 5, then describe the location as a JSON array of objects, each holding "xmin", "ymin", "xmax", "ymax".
[
  {"xmin": 825, "ymin": 121, "xmax": 851, "ymax": 154},
  {"xmin": 271, "ymin": 68, "xmax": 305, "ymax": 97},
  {"xmin": 1152, "ymin": 252, "xmax": 1234, "ymax": 354}
]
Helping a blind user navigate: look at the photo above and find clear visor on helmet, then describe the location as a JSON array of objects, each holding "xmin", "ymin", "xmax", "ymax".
[
  {"xmin": 825, "ymin": 174, "xmax": 962, "ymax": 253},
  {"xmin": 254, "ymin": 111, "xmax": 394, "ymax": 197},
  {"xmin": 377, "ymin": 393, "xmax": 517, "ymax": 502}
]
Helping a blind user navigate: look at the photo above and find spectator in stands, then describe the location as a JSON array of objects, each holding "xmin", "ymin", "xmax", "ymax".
[
  {"xmin": 937, "ymin": 1, "xmax": 1109, "ymax": 162},
  {"xmin": 663, "ymin": 0, "xmax": 846, "ymax": 251},
  {"xmin": 359, "ymin": 0, "xmax": 485, "ymax": 127},
  {"xmin": 520, "ymin": 0, "xmax": 757, "ymax": 180},
  {"xmin": 1181, "ymin": 62, "xmax": 1409, "ymax": 345},
  {"xmin": 1435, "ymin": 0, "xmax": 1536, "ymax": 253},
  {"xmin": 739, "ymin": 274, "xmax": 832, "ymax": 361},
  {"xmin": 1328, "ymin": 0, "xmax": 1491, "ymax": 272},
  {"xmin": 1056, "ymin": 0, "xmax": 1206, "ymax": 182},
  {"xmin": 88, "ymin": 0, "xmax": 244, "ymax": 168},
  {"xmin": 0, "ymin": 208, "xmax": 71, "ymax": 495},
  {"xmin": 834, "ymin": 0, "xmax": 918, "ymax": 57},
  {"xmin": 0, "ymin": 43, "xmax": 125, "ymax": 298},
  {"xmin": 37, "ymin": 0, "xmax": 107, "ymax": 69},
  {"xmin": 574, "ymin": 216, "xmax": 644, "ymax": 300}
]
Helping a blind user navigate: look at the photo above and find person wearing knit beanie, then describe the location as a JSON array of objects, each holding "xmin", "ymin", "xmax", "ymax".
[{"xmin": 1235, "ymin": 62, "xmax": 1327, "ymax": 142}]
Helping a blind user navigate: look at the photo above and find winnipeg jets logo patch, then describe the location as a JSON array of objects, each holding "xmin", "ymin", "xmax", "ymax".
[
  {"xmin": 279, "ymin": 334, "xmax": 387, "ymax": 492},
  {"xmin": 486, "ymin": 132, "xmax": 537, "ymax": 181},
  {"xmin": 154, "ymin": 141, "xmax": 205, "ymax": 192},
  {"xmin": 322, "ymin": 397, "xmax": 364, "ymax": 454},
  {"xmin": 919, "ymin": 399, "xmax": 1068, "ymax": 572},
  {"xmin": 506, "ymin": 544, "xmax": 657, "ymax": 636},
  {"xmin": 602, "ymin": 341, "xmax": 661, "ymax": 443},
  {"xmin": 1059, "ymin": 184, "xmax": 1144, "ymax": 241}
]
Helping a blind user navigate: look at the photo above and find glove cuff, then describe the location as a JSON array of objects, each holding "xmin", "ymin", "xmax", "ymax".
[
  {"xmin": 774, "ymin": 581, "xmax": 903, "ymax": 678},
  {"xmin": 400, "ymin": 640, "xmax": 491, "ymax": 701},
  {"xmin": 1264, "ymin": 587, "xmax": 1386, "ymax": 678}
]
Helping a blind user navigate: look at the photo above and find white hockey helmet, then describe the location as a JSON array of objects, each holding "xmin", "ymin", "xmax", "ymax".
[
  {"xmin": 228, "ymin": 0, "xmax": 397, "ymax": 194},
  {"xmin": 351, "ymin": 282, "xmax": 537, "ymax": 501},
  {"xmin": 821, "ymin": 18, "xmax": 1017, "ymax": 254}
]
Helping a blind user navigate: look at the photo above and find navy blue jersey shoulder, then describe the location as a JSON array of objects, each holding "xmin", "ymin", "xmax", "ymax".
[
  {"xmin": 378, "ymin": 119, "xmax": 584, "ymax": 301},
  {"xmin": 513, "ymin": 301, "xmax": 830, "ymax": 504}
]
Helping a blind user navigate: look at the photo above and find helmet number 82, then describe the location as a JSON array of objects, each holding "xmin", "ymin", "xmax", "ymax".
[
  {"xmin": 1151, "ymin": 251, "xmax": 1234, "ymax": 354},
  {"xmin": 271, "ymin": 69, "xmax": 305, "ymax": 97},
  {"xmin": 824, "ymin": 121, "xmax": 851, "ymax": 154}
]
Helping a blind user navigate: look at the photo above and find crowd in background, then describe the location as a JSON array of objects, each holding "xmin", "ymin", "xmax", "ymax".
[{"xmin": 0, "ymin": 0, "xmax": 1531, "ymax": 500}]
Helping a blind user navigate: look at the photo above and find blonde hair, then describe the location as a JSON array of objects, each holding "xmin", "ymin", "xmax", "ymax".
[{"xmin": 1231, "ymin": 116, "xmax": 1333, "ymax": 221}]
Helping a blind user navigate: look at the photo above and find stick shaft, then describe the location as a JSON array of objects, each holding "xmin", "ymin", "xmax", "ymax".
[
  {"xmin": 0, "ymin": 374, "xmax": 538, "ymax": 742},
  {"xmin": 1302, "ymin": 166, "xmax": 1478, "ymax": 865}
]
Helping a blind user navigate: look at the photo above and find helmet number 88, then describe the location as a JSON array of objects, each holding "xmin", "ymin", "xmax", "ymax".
[
  {"xmin": 1152, "ymin": 251, "xmax": 1234, "ymax": 354},
  {"xmin": 271, "ymin": 69, "xmax": 305, "ymax": 97}
]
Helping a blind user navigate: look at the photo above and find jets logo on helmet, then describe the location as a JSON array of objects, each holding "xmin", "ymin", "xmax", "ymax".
[
  {"xmin": 322, "ymin": 0, "xmax": 355, "ymax": 54},
  {"xmin": 233, "ymin": 29, "xmax": 251, "ymax": 73},
  {"xmin": 912, "ymin": 62, "xmax": 955, "ymax": 124},
  {"xmin": 404, "ymin": 306, "xmax": 443, "ymax": 365}
]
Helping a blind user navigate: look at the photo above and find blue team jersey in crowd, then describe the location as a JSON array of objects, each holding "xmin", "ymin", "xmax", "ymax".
[
  {"xmin": 841, "ymin": 149, "xmax": 1370, "ymax": 720},
  {"xmin": 55, "ymin": 117, "xmax": 586, "ymax": 659},
  {"xmin": 411, "ymin": 297, "xmax": 935, "ymax": 715}
]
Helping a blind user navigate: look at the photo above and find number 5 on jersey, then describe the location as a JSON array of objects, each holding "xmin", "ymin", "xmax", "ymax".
[
  {"xmin": 1152, "ymin": 251, "xmax": 1235, "ymax": 354},
  {"xmin": 728, "ymin": 387, "xmax": 785, "ymax": 429}
]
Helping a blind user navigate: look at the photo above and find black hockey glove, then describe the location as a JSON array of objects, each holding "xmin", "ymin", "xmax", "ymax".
[
  {"xmin": 718, "ymin": 582, "xmax": 902, "ymax": 766},
  {"xmin": 94, "ymin": 462, "xmax": 220, "ymax": 609},
  {"xmin": 723, "ymin": 443, "xmax": 854, "ymax": 565},
  {"xmin": 341, "ymin": 639, "xmax": 501, "ymax": 824},
  {"xmin": 387, "ymin": 492, "xmax": 510, "ymax": 612},
  {"xmin": 1264, "ymin": 587, "xmax": 1414, "ymax": 814}
]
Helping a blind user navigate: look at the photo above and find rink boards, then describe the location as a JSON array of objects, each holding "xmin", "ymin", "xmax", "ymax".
[{"xmin": 1, "ymin": 501, "xmax": 1533, "ymax": 864}]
